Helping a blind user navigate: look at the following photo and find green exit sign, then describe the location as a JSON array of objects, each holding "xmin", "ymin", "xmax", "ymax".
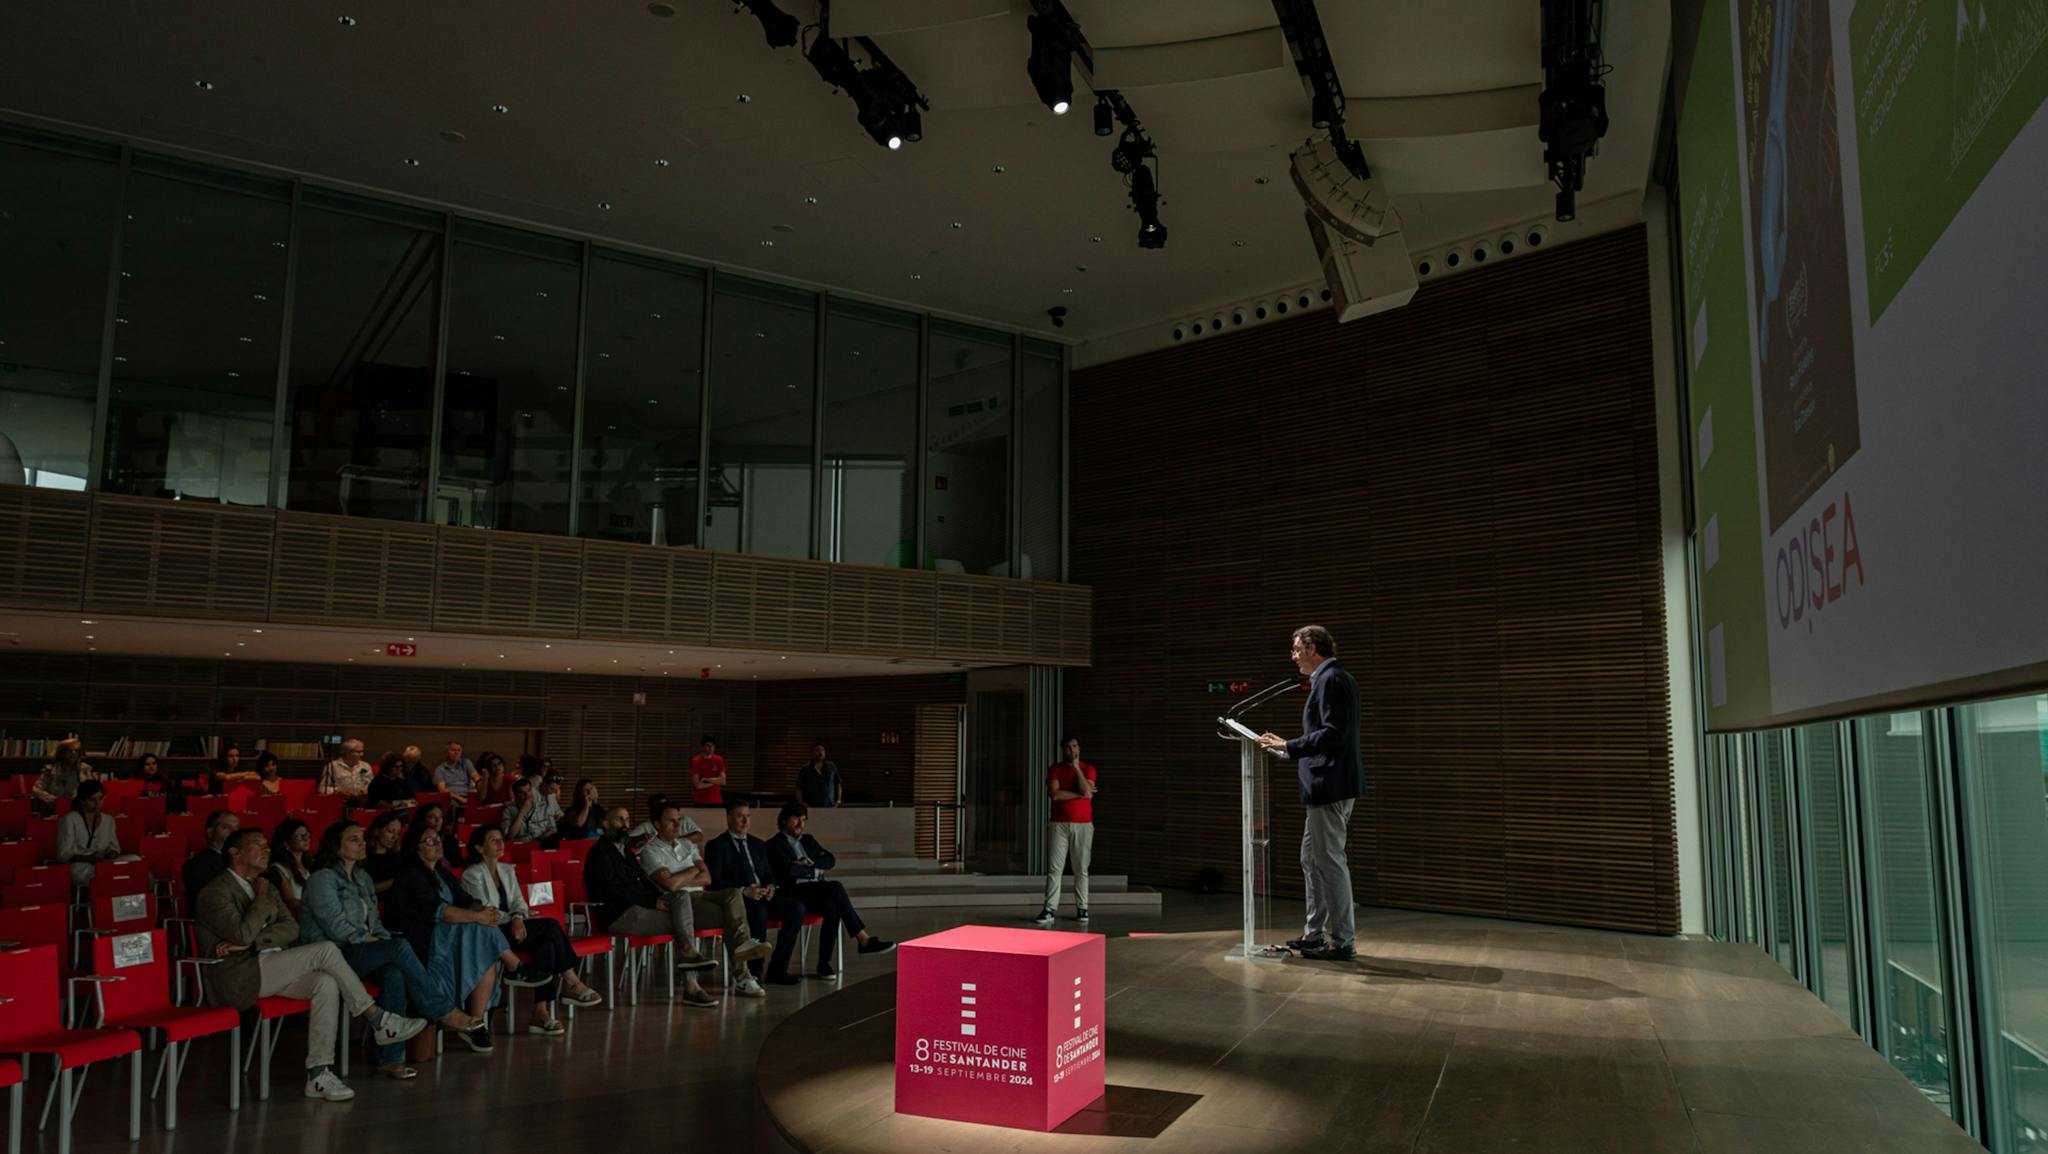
[{"xmin": 1206, "ymin": 680, "xmax": 1253, "ymax": 694}]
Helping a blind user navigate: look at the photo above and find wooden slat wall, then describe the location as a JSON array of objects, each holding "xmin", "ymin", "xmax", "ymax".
[
  {"xmin": 750, "ymin": 674, "xmax": 969, "ymax": 806},
  {"xmin": 1066, "ymin": 227, "xmax": 1677, "ymax": 934},
  {"xmin": 914, "ymin": 703, "xmax": 963, "ymax": 862},
  {"xmin": 0, "ymin": 495, "xmax": 1091, "ymax": 668}
]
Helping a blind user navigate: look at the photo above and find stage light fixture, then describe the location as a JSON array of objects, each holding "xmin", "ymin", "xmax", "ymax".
[
  {"xmin": 1026, "ymin": 12, "xmax": 1076, "ymax": 115},
  {"xmin": 738, "ymin": 0, "xmax": 799, "ymax": 48},
  {"xmin": 1131, "ymin": 163, "xmax": 1166, "ymax": 249},
  {"xmin": 1093, "ymin": 95, "xmax": 1113, "ymax": 136},
  {"xmin": 1539, "ymin": 0, "xmax": 1608, "ymax": 221},
  {"xmin": 805, "ymin": 29, "xmax": 929, "ymax": 151}
]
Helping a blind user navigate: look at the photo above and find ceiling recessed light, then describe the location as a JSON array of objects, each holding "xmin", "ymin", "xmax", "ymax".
[
  {"xmin": 736, "ymin": 93, "xmax": 752, "ymax": 103},
  {"xmin": 337, "ymin": 15, "xmax": 357, "ymax": 26},
  {"xmin": 1062, "ymin": 287, "xmax": 1075, "ymax": 294},
  {"xmin": 1255, "ymin": 175, "xmax": 1270, "ymax": 185},
  {"xmin": 491, "ymin": 104, "xmax": 509, "ymax": 114},
  {"xmin": 597, "ymin": 352, "xmax": 611, "ymax": 359},
  {"xmin": 493, "ymin": 334, "xmax": 506, "ymax": 341},
  {"xmin": 252, "ymin": 293, "xmax": 269, "ymax": 302},
  {"xmin": 80, "ymin": 620, "xmax": 93, "ymax": 625},
  {"xmin": 238, "ymin": 336, "xmax": 253, "ymax": 343},
  {"xmin": 226, "ymin": 371, "xmax": 241, "ymax": 379},
  {"xmin": 760, "ymin": 239, "xmax": 775, "ymax": 247},
  {"xmin": 193, "ymin": 80, "xmax": 214, "ymax": 91},
  {"xmin": 803, "ymin": 195, "xmax": 818, "ymax": 205},
  {"xmin": 251, "ymin": 629, "xmax": 262, "ymax": 634},
  {"xmin": 909, "ymin": 273, "xmax": 923, "ymax": 281},
  {"xmin": 598, "ymin": 201, "xmax": 612, "ymax": 211},
  {"xmin": 498, "ymin": 654, "xmax": 506, "ymax": 659},
  {"xmin": 1090, "ymin": 235, "xmax": 1103, "ymax": 243},
  {"xmin": 648, "ymin": 312, "xmax": 662, "ymax": 320},
  {"xmin": 402, "ymin": 158, "xmax": 420, "ymax": 167},
  {"xmin": 991, "ymin": 164, "xmax": 1006, "ymax": 173},
  {"xmin": 647, "ymin": 399, "xmax": 658, "ymax": 405},
  {"xmin": 236, "ymin": 642, "xmax": 245, "ymax": 647},
  {"xmin": 113, "ymin": 355, "xmax": 126, "ymax": 362},
  {"xmin": 544, "ymin": 644, "xmax": 551, "ymax": 648},
  {"xmin": 950, "ymin": 222, "xmax": 963, "ymax": 230},
  {"xmin": 1232, "ymin": 239, "xmax": 1248, "ymax": 248},
  {"xmin": 407, "ymin": 637, "xmax": 415, "ymax": 641},
  {"xmin": 85, "ymin": 635, "xmax": 93, "ymax": 640},
  {"xmin": 655, "ymin": 158, "xmax": 671, "ymax": 167}
]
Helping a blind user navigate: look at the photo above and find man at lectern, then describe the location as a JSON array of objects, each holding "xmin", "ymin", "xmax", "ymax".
[{"xmin": 1257, "ymin": 624, "xmax": 1364, "ymax": 961}]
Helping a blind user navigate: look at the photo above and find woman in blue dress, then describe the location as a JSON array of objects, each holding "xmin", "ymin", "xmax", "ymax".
[{"xmin": 384, "ymin": 821, "xmax": 547, "ymax": 1053}]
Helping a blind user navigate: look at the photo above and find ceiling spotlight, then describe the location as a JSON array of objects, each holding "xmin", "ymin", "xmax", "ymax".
[
  {"xmin": 738, "ymin": 0, "xmax": 799, "ymax": 48},
  {"xmin": 193, "ymin": 80, "xmax": 214, "ymax": 91},
  {"xmin": 1026, "ymin": 10, "xmax": 1079, "ymax": 117},
  {"xmin": 402, "ymin": 157, "xmax": 420, "ymax": 167},
  {"xmin": 807, "ymin": 25, "xmax": 929, "ymax": 151},
  {"xmin": 1130, "ymin": 163, "xmax": 1167, "ymax": 249},
  {"xmin": 336, "ymin": 15, "xmax": 357, "ymax": 26},
  {"xmin": 1093, "ymin": 95, "xmax": 1114, "ymax": 136},
  {"xmin": 654, "ymin": 158, "xmax": 670, "ymax": 167}
]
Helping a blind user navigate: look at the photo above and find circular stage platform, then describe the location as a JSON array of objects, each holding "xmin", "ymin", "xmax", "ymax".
[{"xmin": 754, "ymin": 918, "xmax": 1964, "ymax": 1154}]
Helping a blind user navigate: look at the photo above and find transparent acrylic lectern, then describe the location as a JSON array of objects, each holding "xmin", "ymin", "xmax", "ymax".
[{"xmin": 1218, "ymin": 679, "xmax": 1300, "ymax": 962}]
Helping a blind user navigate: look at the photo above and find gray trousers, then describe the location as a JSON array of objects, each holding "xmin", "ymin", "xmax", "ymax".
[
  {"xmin": 1300, "ymin": 799, "xmax": 1355, "ymax": 946},
  {"xmin": 1043, "ymin": 822, "xmax": 1094, "ymax": 909}
]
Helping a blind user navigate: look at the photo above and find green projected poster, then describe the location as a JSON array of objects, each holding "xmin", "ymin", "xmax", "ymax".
[
  {"xmin": 1853, "ymin": 0, "xmax": 2048, "ymax": 320},
  {"xmin": 1681, "ymin": 0, "xmax": 1773, "ymax": 726},
  {"xmin": 1740, "ymin": 0, "xmax": 1862, "ymax": 533}
]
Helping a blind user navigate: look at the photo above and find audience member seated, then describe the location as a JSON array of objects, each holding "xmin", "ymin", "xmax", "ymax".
[
  {"xmin": 207, "ymin": 744, "xmax": 245, "ymax": 794},
  {"xmin": 408, "ymin": 802, "xmax": 465, "ymax": 867},
  {"xmin": 183, "ymin": 809, "xmax": 240, "ymax": 902},
  {"xmin": 706, "ymin": 798, "xmax": 806, "ymax": 986},
  {"xmin": 215, "ymin": 749, "xmax": 285, "ymax": 796},
  {"xmin": 31, "ymin": 737, "xmax": 95, "ymax": 814},
  {"xmin": 462, "ymin": 826, "xmax": 603, "ymax": 1034},
  {"xmin": 317, "ymin": 739, "xmax": 374, "ymax": 798},
  {"xmin": 367, "ymin": 752, "xmax": 415, "ymax": 808},
  {"xmin": 501, "ymin": 776, "xmax": 562, "ymax": 846},
  {"xmin": 193, "ymin": 827, "xmax": 428, "ymax": 1101},
  {"xmin": 474, "ymin": 752, "xmax": 515, "ymax": 806},
  {"xmin": 559, "ymin": 778, "xmax": 604, "ymax": 842},
  {"xmin": 385, "ymin": 822, "xmax": 540, "ymax": 1053},
  {"xmin": 768, "ymin": 802, "xmax": 895, "ymax": 977},
  {"xmin": 640, "ymin": 802, "xmax": 775, "ymax": 998},
  {"xmin": 301, "ymin": 820, "xmax": 481, "ymax": 1078},
  {"xmin": 133, "ymin": 752, "xmax": 192, "ymax": 812},
  {"xmin": 432, "ymin": 742, "xmax": 476, "ymax": 803},
  {"xmin": 57, "ymin": 779, "xmax": 123, "ymax": 887},
  {"xmin": 400, "ymin": 745, "xmax": 435, "ymax": 794},
  {"xmin": 627, "ymin": 792, "xmax": 702, "ymax": 848},
  {"xmin": 362, "ymin": 810, "xmax": 409, "ymax": 894},
  {"xmin": 583, "ymin": 805, "xmax": 735, "ymax": 1008},
  {"xmin": 268, "ymin": 817, "xmax": 313, "ymax": 919}
]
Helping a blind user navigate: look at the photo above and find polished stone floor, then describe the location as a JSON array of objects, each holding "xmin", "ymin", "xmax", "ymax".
[
  {"xmin": 757, "ymin": 907, "xmax": 1981, "ymax": 1154},
  {"xmin": 36, "ymin": 896, "xmax": 1977, "ymax": 1154}
]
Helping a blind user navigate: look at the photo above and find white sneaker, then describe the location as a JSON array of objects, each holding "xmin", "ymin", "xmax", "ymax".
[
  {"xmin": 371, "ymin": 1011, "xmax": 429, "ymax": 1049},
  {"xmin": 304, "ymin": 1069, "xmax": 356, "ymax": 1101},
  {"xmin": 734, "ymin": 976, "xmax": 767, "ymax": 998}
]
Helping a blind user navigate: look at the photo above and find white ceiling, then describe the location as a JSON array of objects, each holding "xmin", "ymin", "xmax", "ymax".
[
  {"xmin": 0, "ymin": 610, "xmax": 987, "ymax": 680},
  {"xmin": 0, "ymin": 0, "xmax": 1669, "ymax": 346}
]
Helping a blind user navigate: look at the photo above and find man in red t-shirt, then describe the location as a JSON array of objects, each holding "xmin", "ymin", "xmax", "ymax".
[
  {"xmin": 690, "ymin": 736, "xmax": 727, "ymax": 806},
  {"xmin": 1034, "ymin": 736, "xmax": 1096, "ymax": 926}
]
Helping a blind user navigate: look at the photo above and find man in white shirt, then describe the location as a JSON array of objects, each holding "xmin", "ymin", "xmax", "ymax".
[
  {"xmin": 638, "ymin": 803, "xmax": 774, "ymax": 997},
  {"xmin": 318, "ymin": 739, "xmax": 375, "ymax": 797}
]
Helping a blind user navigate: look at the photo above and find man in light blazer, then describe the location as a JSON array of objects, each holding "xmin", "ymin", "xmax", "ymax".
[
  {"xmin": 194, "ymin": 828, "xmax": 427, "ymax": 1101},
  {"xmin": 1258, "ymin": 623, "xmax": 1366, "ymax": 961}
]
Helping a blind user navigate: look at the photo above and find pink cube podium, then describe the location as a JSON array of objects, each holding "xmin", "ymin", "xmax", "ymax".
[{"xmin": 894, "ymin": 925, "xmax": 1106, "ymax": 1131}]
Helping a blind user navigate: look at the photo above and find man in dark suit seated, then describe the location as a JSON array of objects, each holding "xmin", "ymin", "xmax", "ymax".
[
  {"xmin": 182, "ymin": 809, "xmax": 239, "ymax": 909},
  {"xmin": 706, "ymin": 798, "xmax": 807, "ymax": 985},
  {"xmin": 1258, "ymin": 623, "xmax": 1367, "ymax": 961},
  {"xmin": 767, "ymin": 801, "xmax": 894, "ymax": 978}
]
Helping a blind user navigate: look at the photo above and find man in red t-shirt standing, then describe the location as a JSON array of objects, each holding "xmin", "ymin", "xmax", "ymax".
[
  {"xmin": 1034, "ymin": 736, "xmax": 1096, "ymax": 926},
  {"xmin": 690, "ymin": 736, "xmax": 727, "ymax": 806}
]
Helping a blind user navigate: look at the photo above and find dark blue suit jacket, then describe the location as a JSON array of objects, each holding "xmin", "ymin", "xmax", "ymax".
[
  {"xmin": 766, "ymin": 833, "xmax": 837, "ymax": 890},
  {"xmin": 705, "ymin": 831, "xmax": 776, "ymax": 891},
  {"xmin": 1284, "ymin": 659, "xmax": 1365, "ymax": 805}
]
